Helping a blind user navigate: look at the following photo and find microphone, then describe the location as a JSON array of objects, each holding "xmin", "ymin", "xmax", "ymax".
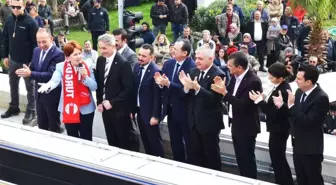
[{"xmin": 78, "ymin": 63, "xmax": 83, "ymax": 82}]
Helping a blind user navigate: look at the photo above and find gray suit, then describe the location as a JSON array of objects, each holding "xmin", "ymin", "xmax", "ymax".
[{"xmin": 120, "ymin": 45, "xmax": 138, "ymax": 70}]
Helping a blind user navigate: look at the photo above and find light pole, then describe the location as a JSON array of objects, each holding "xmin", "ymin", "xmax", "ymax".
[{"xmin": 118, "ymin": 0, "xmax": 124, "ymax": 28}]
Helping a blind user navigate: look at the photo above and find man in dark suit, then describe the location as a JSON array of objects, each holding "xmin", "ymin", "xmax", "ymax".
[
  {"xmin": 246, "ymin": 10, "xmax": 268, "ymax": 72},
  {"xmin": 112, "ymin": 28, "xmax": 138, "ymax": 70},
  {"xmin": 96, "ymin": 34, "xmax": 138, "ymax": 151},
  {"xmin": 154, "ymin": 39, "xmax": 196, "ymax": 163},
  {"xmin": 211, "ymin": 51, "xmax": 262, "ymax": 179},
  {"xmin": 273, "ymin": 65, "xmax": 329, "ymax": 185},
  {"xmin": 179, "ymin": 46, "xmax": 225, "ymax": 171},
  {"xmin": 131, "ymin": 44, "xmax": 164, "ymax": 157},
  {"xmin": 15, "ymin": 28, "xmax": 64, "ymax": 132}
]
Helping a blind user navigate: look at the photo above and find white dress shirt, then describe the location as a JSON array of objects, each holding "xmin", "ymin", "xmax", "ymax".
[
  {"xmin": 254, "ymin": 20, "xmax": 263, "ymax": 41},
  {"xmin": 229, "ymin": 67, "xmax": 249, "ymax": 118},
  {"xmin": 137, "ymin": 63, "xmax": 150, "ymax": 107}
]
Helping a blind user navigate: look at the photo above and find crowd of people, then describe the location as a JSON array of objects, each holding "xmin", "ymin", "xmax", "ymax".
[{"xmin": 0, "ymin": 0, "xmax": 335, "ymax": 185}]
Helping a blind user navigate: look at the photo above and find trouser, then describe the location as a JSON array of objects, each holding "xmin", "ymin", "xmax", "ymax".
[
  {"xmin": 255, "ymin": 41, "xmax": 266, "ymax": 70},
  {"xmin": 267, "ymin": 50, "xmax": 278, "ymax": 67},
  {"xmin": 136, "ymin": 108, "xmax": 164, "ymax": 157},
  {"xmin": 232, "ymin": 134, "xmax": 258, "ymax": 179},
  {"xmin": 167, "ymin": 105, "xmax": 189, "ymax": 163},
  {"xmin": 91, "ymin": 31, "xmax": 105, "ymax": 51},
  {"xmin": 102, "ymin": 110, "xmax": 139, "ymax": 151},
  {"xmin": 43, "ymin": 19, "xmax": 55, "ymax": 35},
  {"xmin": 171, "ymin": 23, "xmax": 185, "ymax": 42},
  {"xmin": 65, "ymin": 112, "xmax": 94, "ymax": 141},
  {"xmin": 8, "ymin": 59, "xmax": 35, "ymax": 111},
  {"xmin": 187, "ymin": 127, "xmax": 222, "ymax": 171},
  {"xmin": 293, "ymin": 153, "xmax": 324, "ymax": 185},
  {"xmin": 64, "ymin": 13, "xmax": 86, "ymax": 28},
  {"xmin": 153, "ymin": 24, "xmax": 167, "ymax": 36},
  {"xmin": 269, "ymin": 131, "xmax": 294, "ymax": 185},
  {"xmin": 36, "ymin": 95, "xmax": 61, "ymax": 133}
]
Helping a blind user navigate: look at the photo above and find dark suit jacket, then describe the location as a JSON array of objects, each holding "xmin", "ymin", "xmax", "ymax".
[
  {"xmin": 132, "ymin": 62, "xmax": 161, "ymax": 124},
  {"xmin": 224, "ymin": 69, "xmax": 263, "ymax": 136},
  {"xmin": 161, "ymin": 57, "xmax": 196, "ymax": 122},
  {"xmin": 289, "ymin": 85, "xmax": 329, "ymax": 155},
  {"xmin": 258, "ymin": 81, "xmax": 291, "ymax": 132},
  {"xmin": 120, "ymin": 45, "xmax": 137, "ymax": 70},
  {"xmin": 246, "ymin": 20, "xmax": 268, "ymax": 43},
  {"xmin": 30, "ymin": 45, "xmax": 64, "ymax": 101},
  {"xmin": 95, "ymin": 53, "xmax": 134, "ymax": 115},
  {"xmin": 186, "ymin": 65, "xmax": 225, "ymax": 133}
]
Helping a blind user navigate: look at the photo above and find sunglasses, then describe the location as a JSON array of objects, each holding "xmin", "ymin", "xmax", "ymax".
[{"xmin": 11, "ymin": 5, "xmax": 22, "ymax": 10}]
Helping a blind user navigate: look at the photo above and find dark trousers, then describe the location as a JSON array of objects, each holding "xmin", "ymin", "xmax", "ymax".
[
  {"xmin": 293, "ymin": 153, "xmax": 324, "ymax": 185},
  {"xmin": 153, "ymin": 24, "xmax": 167, "ymax": 36},
  {"xmin": 269, "ymin": 131, "xmax": 294, "ymax": 185},
  {"xmin": 267, "ymin": 50, "xmax": 278, "ymax": 67},
  {"xmin": 43, "ymin": 19, "xmax": 54, "ymax": 35},
  {"xmin": 65, "ymin": 112, "xmax": 94, "ymax": 141},
  {"xmin": 171, "ymin": 23, "xmax": 185, "ymax": 42},
  {"xmin": 9, "ymin": 59, "xmax": 35, "ymax": 111},
  {"xmin": 137, "ymin": 109, "xmax": 164, "ymax": 157},
  {"xmin": 167, "ymin": 106, "xmax": 189, "ymax": 163},
  {"xmin": 102, "ymin": 110, "xmax": 139, "ymax": 151},
  {"xmin": 91, "ymin": 31, "xmax": 106, "ymax": 51},
  {"xmin": 232, "ymin": 135, "xmax": 257, "ymax": 179},
  {"xmin": 188, "ymin": 127, "xmax": 222, "ymax": 171},
  {"xmin": 255, "ymin": 41, "xmax": 266, "ymax": 70},
  {"xmin": 36, "ymin": 97, "xmax": 61, "ymax": 133}
]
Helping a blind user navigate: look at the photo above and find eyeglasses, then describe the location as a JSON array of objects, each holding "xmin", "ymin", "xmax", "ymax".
[
  {"xmin": 309, "ymin": 60, "xmax": 317, "ymax": 63},
  {"xmin": 11, "ymin": 5, "xmax": 22, "ymax": 10}
]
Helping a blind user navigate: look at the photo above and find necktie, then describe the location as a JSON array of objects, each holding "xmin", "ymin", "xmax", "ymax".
[
  {"xmin": 104, "ymin": 60, "xmax": 110, "ymax": 84},
  {"xmin": 137, "ymin": 66, "xmax": 144, "ymax": 86},
  {"xmin": 199, "ymin": 71, "xmax": 205, "ymax": 82},
  {"xmin": 172, "ymin": 63, "xmax": 180, "ymax": 81},
  {"xmin": 301, "ymin": 93, "xmax": 307, "ymax": 103},
  {"xmin": 38, "ymin": 50, "xmax": 46, "ymax": 69}
]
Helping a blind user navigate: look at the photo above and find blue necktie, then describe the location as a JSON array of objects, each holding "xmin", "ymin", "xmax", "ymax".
[
  {"xmin": 172, "ymin": 63, "xmax": 180, "ymax": 81},
  {"xmin": 38, "ymin": 50, "xmax": 46, "ymax": 69}
]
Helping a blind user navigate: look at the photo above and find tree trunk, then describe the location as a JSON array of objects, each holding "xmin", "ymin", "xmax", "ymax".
[{"xmin": 50, "ymin": 0, "xmax": 58, "ymax": 14}]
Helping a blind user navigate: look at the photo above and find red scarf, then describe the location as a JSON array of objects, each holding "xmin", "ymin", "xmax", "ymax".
[{"xmin": 62, "ymin": 61, "xmax": 91, "ymax": 124}]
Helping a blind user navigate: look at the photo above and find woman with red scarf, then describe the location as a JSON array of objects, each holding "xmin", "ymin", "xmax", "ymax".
[{"xmin": 38, "ymin": 40, "xmax": 97, "ymax": 141}]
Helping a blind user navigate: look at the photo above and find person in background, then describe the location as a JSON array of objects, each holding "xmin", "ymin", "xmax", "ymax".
[
  {"xmin": 162, "ymin": 43, "xmax": 175, "ymax": 63},
  {"xmin": 240, "ymin": 33, "xmax": 256, "ymax": 57},
  {"xmin": 178, "ymin": 26, "xmax": 195, "ymax": 57},
  {"xmin": 131, "ymin": 44, "xmax": 164, "ymax": 157},
  {"xmin": 25, "ymin": 0, "xmax": 35, "ymax": 13},
  {"xmin": 82, "ymin": 40, "xmax": 99, "ymax": 70},
  {"xmin": 249, "ymin": 62, "xmax": 294, "ymax": 185},
  {"xmin": 38, "ymin": 40, "xmax": 97, "ymax": 141},
  {"xmin": 280, "ymin": 7, "xmax": 299, "ymax": 45},
  {"xmin": 169, "ymin": 0, "xmax": 188, "ymax": 41},
  {"xmin": 61, "ymin": 0, "xmax": 87, "ymax": 35},
  {"xmin": 141, "ymin": 22, "xmax": 155, "ymax": 45},
  {"xmin": 216, "ymin": 4, "xmax": 240, "ymax": 42},
  {"xmin": 15, "ymin": 28, "xmax": 64, "ymax": 133},
  {"xmin": 2, "ymin": 0, "xmax": 38, "ymax": 124},
  {"xmin": 250, "ymin": 1, "xmax": 269, "ymax": 22},
  {"xmin": 29, "ymin": 6, "xmax": 44, "ymax": 28},
  {"xmin": 38, "ymin": 0, "xmax": 55, "ymax": 36},
  {"xmin": 240, "ymin": 43, "xmax": 260, "ymax": 73},
  {"xmin": 322, "ymin": 30, "xmax": 336, "ymax": 71},
  {"xmin": 278, "ymin": 25, "xmax": 292, "ymax": 52},
  {"xmin": 268, "ymin": 0, "xmax": 283, "ymax": 20},
  {"xmin": 221, "ymin": 0, "xmax": 244, "ymax": 26},
  {"xmin": 150, "ymin": 0, "xmax": 169, "ymax": 36},
  {"xmin": 153, "ymin": 34, "xmax": 170, "ymax": 65},
  {"xmin": 87, "ymin": 0, "xmax": 109, "ymax": 51},
  {"xmin": 266, "ymin": 17, "xmax": 281, "ymax": 67},
  {"xmin": 80, "ymin": 0, "xmax": 93, "ymax": 22},
  {"xmin": 196, "ymin": 30, "xmax": 216, "ymax": 55},
  {"xmin": 112, "ymin": 28, "xmax": 138, "ymax": 70},
  {"xmin": 213, "ymin": 47, "xmax": 230, "ymax": 85},
  {"xmin": 0, "ymin": 0, "xmax": 12, "ymax": 25},
  {"xmin": 223, "ymin": 23, "xmax": 242, "ymax": 47},
  {"xmin": 53, "ymin": 31, "xmax": 68, "ymax": 50},
  {"xmin": 273, "ymin": 65, "xmax": 329, "ymax": 185}
]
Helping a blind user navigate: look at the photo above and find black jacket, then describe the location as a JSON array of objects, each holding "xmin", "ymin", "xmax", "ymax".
[
  {"xmin": 3, "ymin": 11, "xmax": 38, "ymax": 63},
  {"xmin": 150, "ymin": 4, "xmax": 169, "ymax": 26},
  {"xmin": 169, "ymin": 3, "xmax": 188, "ymax": 24},
  {"xmin": 88, "ymin": 7, "xmax": 109, "ymax": 31},
  {"xmin": 38, "ymin": 4, "xmax": 52, "ymax": 20},
  {"xmin": 280, "ymin": 15, "xmax": 299, "ymax": 40},
  {"xmin": 289, "ymin": 85, "xmax": 329, "ymax": 155}
]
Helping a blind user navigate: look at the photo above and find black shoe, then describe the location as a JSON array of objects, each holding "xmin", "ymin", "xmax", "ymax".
[
  {"xmin": 1, "ymin": 107, "xmax": 20, "ymax": 118},
  {"xmin": 22, "ymin": 110, "xmax": 36, "ymax": 125}
]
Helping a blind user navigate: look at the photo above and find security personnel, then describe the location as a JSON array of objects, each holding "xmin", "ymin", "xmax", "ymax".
[{"xmin": 87, "ymin": 0, "xmax": 109, "ymax": 50}]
